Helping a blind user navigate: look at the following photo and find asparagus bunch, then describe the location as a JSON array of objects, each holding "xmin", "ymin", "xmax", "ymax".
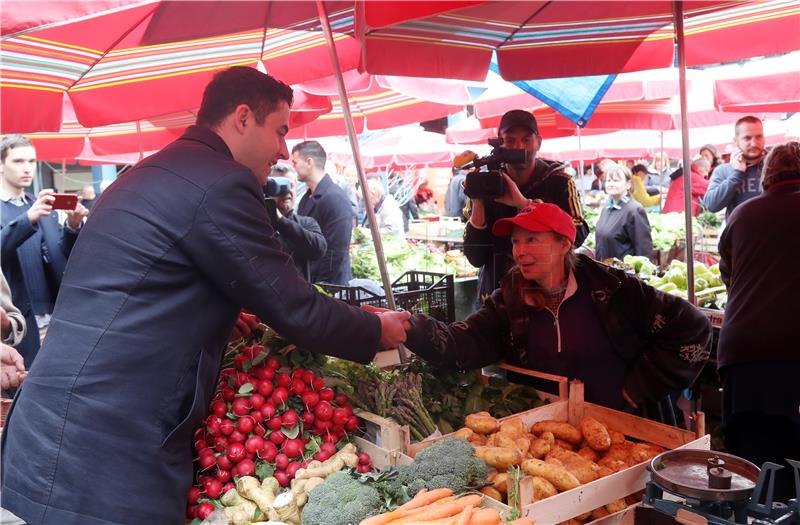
[{"xmin": 390, "ymin": 372, "xmax": 437, "ymax": 441}]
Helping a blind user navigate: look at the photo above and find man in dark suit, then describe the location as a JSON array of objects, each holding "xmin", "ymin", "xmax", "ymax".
[
  {"xmin": 293, "ymin": 140, "xmax": 354, "ymax": 284},
  {"xmin": 0, "ymin": 67, "xmax": 411, "ymax": 525},
  {"xmin": 0, "ymin": 135, "xmax": 87, "ymax": 368}
]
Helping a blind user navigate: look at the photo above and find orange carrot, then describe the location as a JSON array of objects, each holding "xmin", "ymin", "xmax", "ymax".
[
  {"xmin": 508, "ymin": 517, "xmax": 535, "ymax": 525},
  {"xmin": 389, "ymin": 495, "xmax": 483, "ymax": 524},
  {"xmin": 467, "ymin": 507, "xmax": 501, "ymax": 525},
  {"xmin": 359, "ymin": 489, "xmax": 454, "ymax": 525},
  {"xmin": 456, "ymin": 504, "xmax": 475, "ymax": 525}
]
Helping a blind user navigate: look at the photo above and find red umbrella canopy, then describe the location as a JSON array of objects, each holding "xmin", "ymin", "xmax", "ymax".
[
  {"xmin": 356, "ymin": 0, "xmax": 800, "ymax": 80},
  {"xmin": 713, "ymin": 53, "xmax": 800, "ymax": 113},
  {"xmin": 1, "ymin": 1, "xmax": 360, "ymax": 133}
]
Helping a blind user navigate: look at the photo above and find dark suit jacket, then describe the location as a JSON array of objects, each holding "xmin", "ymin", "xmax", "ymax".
[
  {"xmin": 0, "ymin": 196, "xmax": 78, "ymax": 365},
  {"xmin": 276, "ymin": 211, "xmax": 327, "ymax": 280},
  {"xmin": 297, "ymin": 174, "xmax": 354, "ymax": 284},
  {"xmin": 0, "ymin": 126, "xmax": 381, "ymax": 525}
]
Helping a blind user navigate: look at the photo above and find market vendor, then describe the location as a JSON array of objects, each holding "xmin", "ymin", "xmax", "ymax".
[
  {"xmin": 594, "ymin": 164, "xmax": 654, "ymax": 262},
  {"xmin": 405, "ymin": 202, "xmax": 711, "ymax": 421}
]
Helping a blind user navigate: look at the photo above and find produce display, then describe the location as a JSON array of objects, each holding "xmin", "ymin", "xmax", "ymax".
[
  {"xmin": 185, "ymin": 316, "xmax": 374, "ymax": 524},
  {"xmin": 583, "ymin": 209, "xmax": 701, "ymax": 254},
  {"xmin": 647, "ymin": 260, "xmax": 726, "ymax": 308},
  {"xmin": 350, "ymin": 228, "xmax": 459, "ymax": 281}
]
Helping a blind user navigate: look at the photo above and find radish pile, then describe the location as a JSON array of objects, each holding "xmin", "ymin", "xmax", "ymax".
[{"xmin": 186, "ymin": 315, "xmax": 374, "ymax": 521}]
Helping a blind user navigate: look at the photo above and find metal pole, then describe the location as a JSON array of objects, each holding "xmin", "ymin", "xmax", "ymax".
[
  {"xmin": 316, "ymin": 1, "xmax": 408, "ymax": 361},
  {"xmin": 659, "ymin": 131, "xmax": 665, "ymax": 212},
  {"xmin": 673, "ymin": 1, "xmax": 695, "ymax": 304},
  {"xmin": 135, "ymin": 120, "xmax": 144, "ymax": 161},
  {"xmin": 577, "ymin": 125, "xmax": 584, "ymax": 198}
]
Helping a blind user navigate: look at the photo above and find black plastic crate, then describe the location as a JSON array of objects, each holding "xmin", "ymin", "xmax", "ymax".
[{"xmin": 319, "ymin": 271, "xmax": 455, "ymax": 323}]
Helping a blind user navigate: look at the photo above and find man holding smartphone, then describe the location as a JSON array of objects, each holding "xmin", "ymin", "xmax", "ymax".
[
  {"xmin": 702, "ymin": 116, "xmax": 766, "ymax": 219},
  {"xmin": 0, "ymin": 135, "xmax": 87, "ymax": 367}
]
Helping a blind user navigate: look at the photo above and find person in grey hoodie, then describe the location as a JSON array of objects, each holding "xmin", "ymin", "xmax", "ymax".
[{"xmin": 702, "ymin": 116, "xmax": 766, "ymax": 219}]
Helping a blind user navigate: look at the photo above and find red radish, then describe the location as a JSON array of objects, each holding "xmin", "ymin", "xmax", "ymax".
[
  {"xmin": 198, "ymin": 451, "xmax": 216, "ymax": 470},
  {"xmin": 204, "ymin": 478, "xmax": 223, "ymax": 499},
  {"xmin": 314, "ymin": 401, "xmax": 333, "ymax": 421},
  {"xmin": 357, "ymin": 452, "xmax": 372, "ymax": 465},
  {"xmin": 186, "ymin": 505, "xmax": 196, "ymax": 520},
  {"xmin": 342, "ymin": 404, "xmax": 354, "ymax": 417},
  {"xmin": 312, "ymin": 377, "xmax": 325, "ymax": 391},
  {"xmin": 219, "ymin": 367, "xmax": 236, "ymax": 379},
  {"xmin": 321, "ymin": 430, "xmax": 337, "ymax": 444},
  {"xmin": 333, "ymin": 427, "xmax": 346, "ymax": 440},
  {"xmin": 266, "ymin": 357, "xmax": 281, "ymax": 370},
  {"xmin": 235, "ymin": 372, "xmax": 252, "ymax": 388},
  {"xmin": 290, "ymin": 379, "xmax": 307, "ymax": 396},
  {"xmin": 281, "ymin": 409, "xmax": 299, "ymax": 428},
  {"xmin": 206, "ymin": 415, "xmax": 222, "ymax": 436},
  {"xmin": 237, "ymin": 458, "xmax": 256, "ymax": 477},
  {"xmin": 314, "ymin": 450, "xmax": 332, "ymax": 462},
  {"xmin": 211, "ymin": 400, "xmax": 227, "ymax": 418},
  {"xmin": 197, "ymin": 475, "xmax": 213, "ymax": 486},
  {"xmin": 320, "ymin": 442, "xmax": 337, "ymax": 455},
  {"xmin": 286, "ymin": 461, "xmax": 303, "ymax": 478},
  {"xmin": 236, "ymin": 416, "xmax": 254, "ymax": 434},
  {"xmin": 277, "ymin": 373, "xmax": 292, "ymax": 388},
  {"xmin": 228, "ymin": 430, "xmax": 246, "ymax": 444},
  {"xmin": 282, "ymin": 438, "xmax": 304, "ymax": 459},
  {"xmin": 195, "ymin": 438, "xmax": 209, "ymax": 452},
  {"xmin": 251, "ymin": 411, "xmax": 264, "ymax": 424},
  {"xmin": 335, "ymin": 393, "xmax": 349, "ymax": 406},
  {"xmin": 196, "ymin": 502, "xmax": 215, "ymax": 520},
  {"xmin": 257, "ymin": 380, "xmax": 274, "ymax": 398},
  {"xmin": 274, "ymin": 470, "xmax": 290, "ymax": 487},
  {"xmin": 274, "ymin": 453, "xmax": 289, "ymax": 470},
  {"xmin": 302, "ymin": 369, "xmax": 315, "ymax": 385},
  {"xmin": 256, "ymin": 367, "xmax": 275, "ymax": 381},
  {"xmin": 271, "ymin": 386, "xmax": 290, "ymax": 405},
  {"xmin": 245, "ymin": 435, "xmax": 265, "ymax": 454},
  {"xmin": 219, "ymin": 419, "xmax": 234, "ymax": 436},
  {"xmin": 357, "ymin": 464, "xmax": 372, "ymax": 474},
  {"xmin": 267, "ymin": 416, "xmax": 283, "ymax": 431},
  {"xmin": 252, "ymin": 424, "xmax": 266, "ymax": 437},
  {"xmin": 331, "ymin": 408, "xmax": 349, "ymax": 426},
  {"xmin": 234, "ymin": 354, "xmax": 248, "ymax": 371},
  {"xmin": 231, "ymin": 398, "xmax": 250, "ymax": 417},
  {"xmin": 213, "ymin": 436, "xmax": 228, "ymax": 453},
  {"xmin": 258, "ymin": 441, "xmax": 278, "ymax": 462},
  {"xmin": 221, "ymin": 386, "xmax": 236, "ymax": 402},
  {"xmin": 345, "ymin": 416, "xmax": 359, "ymax": 431},
  {"xmin": 260, "ymin": 403, "xmax": 276, "ymax": 419},
  {"xmin": 215, "ymin": 468, "xmax": 231, "ymax": 483},
  {"xmin": 216, "ymin": 454, "xmax": 233, "ymax": 471},
  {"xmin": 269, "ymin": 430, "xmax": 286, "ymax": 446},
  {"xmin": 249, "ymin": 393, "xmax": 266, "ymax": 410},
  {"xmin": 318, "ymin": 387, "xmax": 335, "ymax": 402},
  {"xmin": 222, "ymin": 482, "xmax": 235, "ymax": 493},
  {"xmin": 301, "ymin": 391, "xmax": 320, "ymax": 409},
  {"xmin": 187, "ymin": 486, "xmax": 202, "ymax": 504},
  {"xmin": 227, "ymin": 443, "xmax": 246, "ymax": 463},
  {"xmin": 301, "ymin": 412, "xmax": 315, "ymax": 427}
]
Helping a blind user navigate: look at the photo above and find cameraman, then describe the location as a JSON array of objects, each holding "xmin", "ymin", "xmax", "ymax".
[
  {"xmin": 266, "ymin": 165, "xmax": 327, "ymax": 281},
  {"xmin": 464, "ymin": 110, "xmax": 588, "ymax": 303}
]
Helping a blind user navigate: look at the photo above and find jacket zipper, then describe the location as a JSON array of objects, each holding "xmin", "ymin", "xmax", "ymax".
[{"xmin": 548, "ymin": 300, "xmax": 565, "ymax": 353}]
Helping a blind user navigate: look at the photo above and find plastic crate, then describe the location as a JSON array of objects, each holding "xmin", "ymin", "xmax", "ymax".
[{"xmin": 320, "ymin": 271, "xmax": 455, "ymax": 323}]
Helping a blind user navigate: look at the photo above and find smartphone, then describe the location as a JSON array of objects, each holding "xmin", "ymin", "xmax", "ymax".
[{"xmin": 50, "ymin": 193, "xmax": 78, "ymax": 210}]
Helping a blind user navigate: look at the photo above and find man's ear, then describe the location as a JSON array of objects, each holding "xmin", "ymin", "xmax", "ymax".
[{"xmin": 232, "ymin": 104, "xmax": 251, "ymax": 134}]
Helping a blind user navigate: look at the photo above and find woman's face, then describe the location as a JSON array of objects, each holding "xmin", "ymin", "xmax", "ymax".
[
  {"xmin": 700, "ymin": 149, "xmax": 714, "ymax": 165},
  {"xmin": 511, "ymin": 228, "xmax": 568, "ymax": 283},
  {"xmin": 604, "ymin": 172, "xmax": 630, "ymax": 198}
]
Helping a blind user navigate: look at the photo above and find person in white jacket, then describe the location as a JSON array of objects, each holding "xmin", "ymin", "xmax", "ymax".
[{"xmin": 366, "ymin": 178, "xmax": 406, "ymax": 240}]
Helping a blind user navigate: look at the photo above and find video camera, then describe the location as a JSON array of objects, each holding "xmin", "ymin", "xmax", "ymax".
[
  {"xmin": 264, "ymin": 176, "xmax": 292, "ymax": 198},
  {"xmin": 461, "ymin": 138, "xmax": 530, "ymax": 199}
]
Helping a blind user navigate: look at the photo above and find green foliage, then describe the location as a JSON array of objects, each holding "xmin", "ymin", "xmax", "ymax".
[{"xmin": 350, "ymin": 234, "xmax": 457, "ymax": 281}]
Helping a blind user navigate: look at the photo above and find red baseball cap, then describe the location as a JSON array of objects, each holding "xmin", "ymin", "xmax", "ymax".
[{"xmin": 492, "ymin": 202, "xmax": 577, "ymax": 243}]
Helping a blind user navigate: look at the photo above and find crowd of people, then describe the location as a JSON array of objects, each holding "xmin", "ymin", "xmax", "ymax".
[{"xmin": 0, "ymin": 66, "xmax": 797, "ymax": 523}]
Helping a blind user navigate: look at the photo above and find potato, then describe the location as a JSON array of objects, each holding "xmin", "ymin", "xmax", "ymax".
[
  {"xmin": 591, "ymin": 507, "xmax": 611, "ymax": 519},
  {"xmin": 546, "ymin": 448, "xmax": 600, "ymax": 484},
  {"xmin": 597, "ymin": 457, "xmax": 628, "ymax": 473},
  {"xmin": 598, "ymin": 466, "xmax": 614, "ymax": 477},
  {"xmin": 540, "ymin": 431, "xmax": 555, "ymax": 445},
  {"xmin": 602, "ymin": 442, "xmax": 633, "ymax": 462},
  {"xmin": 609, "ymin": 430, "xmax": 626, "ymax": 445},
  {"xmin": 494, "ymin": 433, "xmax": 520, "ymax": 451},
  {"xmin": 531, "ymin": 476, "xmax": 558, "ymax": 500},
  {"xmin": 529, "ymin": 438, "xmax": 552, "ymax": 459},
  {"xmin": 492, "ymin": 472, "xmax": 508, "ymax": 494},
  {"xmin": 515, "ymin": 437, "xmax": 532, "ymax": 454},
  {"xmin": 481, "ymin": 486, "xmax": 503, "ymax": 502},
  {"xmin": 466, "ymin": 412, "xmax": 500, "ymax": 434},
  {"xmin": 475, "ymin": 446, "xmax": 523, "ymax": 470},
  {"xmin": 575, "ymin": 511, "xmax": 592, "ymax": 521},
  {"xmin": 629, "ymin": 443, "xmax": 662, "ymax": 464},
  {"xmin": 579, "ymin": 417, "xmax": 611, "ymax": 452},
  {"xmin": 468, "ymin": 433, "xmax": 487, "ymax": 446},
  {"xmin": 499, "ymin": 417, "xmax": 527, "ymax": 437},
  {"xmin": 453, "ymin": 427, "xmax": 474, "ymax": 441},
  {"xmin": 577, "ymin": 446, "xmax": 600, "ymax": 463},
  {"xmin": 605, "ymin": 499, "xmax": 627, "ymax": 513},
  {"xmin": 532, "ymin": 421, "xmax": 582, "ymax": 444},
  {"xmin": 522, "ymin": 458, "xmax": 581, "ymax": 492}
]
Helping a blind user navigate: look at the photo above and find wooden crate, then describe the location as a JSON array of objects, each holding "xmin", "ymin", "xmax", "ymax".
[
  {"xmin": 406, "ymin": 367, "xmax": 570, "ymax": 457},
  {"xmin": 354, "ymin": 409, "xmax": 411, "ymax": 453},
  {"xmin": 694, "ymin": 227, "xmax": 720, "ymax": 256}
]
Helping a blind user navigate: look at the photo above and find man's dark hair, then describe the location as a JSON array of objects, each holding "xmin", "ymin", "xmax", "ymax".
[
  {"xmin": 270, "ymin": 164, "xmax": 291, "ymax": 176},
  {"xmin": 196, "ymin": 66, "xmax": 293, "ymax": 128},
  {"xmin": 1, "ymin": 134, "xmax": 34, "ymax": 162},
  {"xmin": 291, "ymin": 141, "xmax": 327, "ymax": 170},
  {"xmin": 734, "ymin": 115, "xmax": 762, "ymax": 137},
  {"xmin": 631, "ymin": 163, "xmax": 648, "ymax": 176}
]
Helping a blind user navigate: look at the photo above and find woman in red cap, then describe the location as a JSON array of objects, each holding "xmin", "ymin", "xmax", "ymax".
[{"xmin": 405, "ymin": 202, "xmax": 710, "ymax": 421}]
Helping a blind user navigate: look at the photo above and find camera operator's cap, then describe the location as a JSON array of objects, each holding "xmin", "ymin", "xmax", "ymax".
[
  {"xmin": 492, "ymin": 202, "xmax": 576, "ymax": 243},
  {"xmin": 498, "ymin": 109, "xmax": 539, "ymax": 136}
]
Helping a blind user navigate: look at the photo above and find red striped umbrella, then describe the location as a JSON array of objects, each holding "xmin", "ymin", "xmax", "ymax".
[
  {"xmin": 713, "ymin": 53, "xmax": 800, "ymax": 113},
  {"xmin": 357, "ymin": 0, "xmax": 800, "ymax": 80},
  {"xmin": 1, "ymin": 1, "xmax": 360, "ymax": 132}
]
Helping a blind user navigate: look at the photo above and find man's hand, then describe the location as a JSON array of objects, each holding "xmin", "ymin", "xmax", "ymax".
[
  {"xmin": 26, "ymin": 189, "xmax": 55, "ymax": 225},
  {"xmin": 378, "ymin": 310, "xmax": 411, "ymax": 350},
  {"xmin": 730, "ymin": 151, "xmax": 747, "ymax": 172},
  {"xmin": 493, "ymin": 172, "xmax": 530, "ymax": 209},
  {"xmin": 0, "ymin": 306, "xmax": 10, "ymax": 340},
  {"xmin": 1, "ymin": 343, "xmax": 26, "ymax": 391},
  {"xmin": 65, "ymin": 200, "xmax": 89, "ymax": 230}
]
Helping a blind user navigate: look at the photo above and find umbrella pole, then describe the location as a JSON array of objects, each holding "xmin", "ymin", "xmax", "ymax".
[
  {"xmin": 136, "ymin": 120, "xmax": 144, "ymax": 161},
  {"xmin": 659, "ymin": 131, "xmax": 665, "ymax": 211},
  {"xmin": 577, "ymin": 125, "xmax": 585, "ymax": 198},
  {"xmin": 316, "ymin": 0, "xmax": 408, "ymax": 362},
  {"xmin": 673, "ymin": 1, "xmax": 696, "ymax": 305}
]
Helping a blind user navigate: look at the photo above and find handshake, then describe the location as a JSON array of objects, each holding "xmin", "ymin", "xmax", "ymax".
[{"xmin": 361, "ymin": 305, "xmax": 413, "ymax": 350}]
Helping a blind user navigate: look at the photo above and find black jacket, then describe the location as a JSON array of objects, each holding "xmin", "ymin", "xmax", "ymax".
[
  {"xmin": 276, "ymin": 211, "xmax": 327, "ymax": 280},
  {"xmin": 406, "ymin": 255, "xmax": 710, "ymax": 405},
  {"xmin": 298, "ymin": 174, "xmax": 354, "ymax": 285},
  {"xmin": 463, "ymin": 158, "xmax": 588, "ymax": 302},
  {"xmin": 0, "ymin": 126, "xmax": 381, "ymax": 525}
]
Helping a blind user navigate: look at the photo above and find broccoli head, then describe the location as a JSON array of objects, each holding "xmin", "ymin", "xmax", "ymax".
[
  {"xmin": 301, "ymin": 470, "xmax": 384, "ymax": 525},
  {"xmin": 399, "ymin": 437, "xmax": 488, "ymax": 496}
]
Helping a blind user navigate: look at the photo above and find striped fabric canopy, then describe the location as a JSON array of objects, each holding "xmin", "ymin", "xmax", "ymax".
[
  {"xmin": 357, "ymin": 0, "xmax": 800, "ymax": 81},
  {"xmin": 1, "ymin": 1, "xmax": 360, "ymax": 133}
]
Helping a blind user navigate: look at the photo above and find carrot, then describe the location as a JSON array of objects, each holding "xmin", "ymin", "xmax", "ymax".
[
  {"xmin": 456, "ymin": 504, "xmax": 475, "ymax": 525},
  {"xmin": 467, "ymin": 507, "xmax": 501, "ymax": 525},
  {"xmin": 359, "ymin": 489, "xmax": 454, "ymax": 525},
  {"xmin": 389, "ymin": 495, "xmax": 483, "ymax": 524}
]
